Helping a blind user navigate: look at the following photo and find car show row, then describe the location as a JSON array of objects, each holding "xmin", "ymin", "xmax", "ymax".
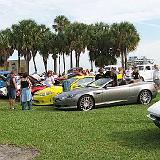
[{"xmin": 0, "ymin": 66, "xmax": 160, "ymax": 128}]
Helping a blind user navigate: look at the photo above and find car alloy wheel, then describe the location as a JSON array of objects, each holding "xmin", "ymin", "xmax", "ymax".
[
  {"xmin": 139, "ymin": 90, "xmax": 152, "ymax": 104},
  {"xmin": 78, "ymin": 95, "xmax": 94, "ymax": 111}
]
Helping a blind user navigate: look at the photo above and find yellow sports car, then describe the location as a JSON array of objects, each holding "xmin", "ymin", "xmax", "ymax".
[{"xmin": 33, "ymin": 75, "xmax": 95, "ymax": 105}]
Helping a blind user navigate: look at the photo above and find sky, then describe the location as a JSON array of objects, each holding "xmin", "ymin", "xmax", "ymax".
[{"xmin": 1, "ymin": 0, "xmax": 160, "ymax": 74}]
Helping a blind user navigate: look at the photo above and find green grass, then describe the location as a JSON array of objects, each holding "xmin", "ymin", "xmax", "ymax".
[{"xmin": 0, "ymin": 95, "xmax": 160, "ymax": 160}]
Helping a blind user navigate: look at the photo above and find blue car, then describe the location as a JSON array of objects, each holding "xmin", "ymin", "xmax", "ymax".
[
  {"xmin": 0, "ymin": 75, "xmax": 7, "ymax": 88},
  {"xmin": 0, "ymin": 71, "xmax": 10, "ymax": 77}
]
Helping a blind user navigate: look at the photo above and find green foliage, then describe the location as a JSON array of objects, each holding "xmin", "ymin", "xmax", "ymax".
[
  {"xmin": 0, "ymin": 94, "xmax": 159, "ymax": 160},
  {"xmin": 87, "ymin": 23, "xmax": 117, "ymax": 67},
  {"xmin": 0, "ymin": 28, "xmax": 14, "ymax": 66},
  {"xmin": 1, "ymin": 15, "xmax": 140, "ymax": 73},
  {"xmin": 110, "ymin": 22, "xmax": 140, "ymax": 69}
]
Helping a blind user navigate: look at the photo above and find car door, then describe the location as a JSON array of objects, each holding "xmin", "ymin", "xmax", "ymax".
[
  {"xmin": 102, "ymin": 83, "xmax": 130, "ymax": 104},
  {"xmin": 144, "ymin": 65, "xmax": 153, "ymax": 81}
]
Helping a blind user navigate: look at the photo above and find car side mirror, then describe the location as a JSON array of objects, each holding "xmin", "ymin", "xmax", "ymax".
[
  {"xmin": 104, "ymin": 83, "xmax": 113, "ymax": 88},
  {"xmin": 71, "ymin": 84, "xmax": 77, "ymax": 89}
]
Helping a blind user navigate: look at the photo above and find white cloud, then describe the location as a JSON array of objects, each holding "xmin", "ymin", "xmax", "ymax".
[
  {"xmin": 1, "ymin": 0, "xmax": 160, "ymax": 28},
  {"xmin": 2, "ymin": 0, "xmax": 160, "ymax": 73}
]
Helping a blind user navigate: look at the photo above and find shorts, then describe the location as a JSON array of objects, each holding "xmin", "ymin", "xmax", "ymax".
[
  {"xmin": 154, "ymin": 79, "xmax": 160, "ymax": 87},
  {"xmin": 7, "ymin": 87, "xmax": 16, "ymax": 99}
]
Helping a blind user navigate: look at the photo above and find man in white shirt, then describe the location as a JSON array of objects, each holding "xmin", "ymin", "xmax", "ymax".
[{"xmin": 153, "ymin": 64, "xmax": 160, "ymax": 89}]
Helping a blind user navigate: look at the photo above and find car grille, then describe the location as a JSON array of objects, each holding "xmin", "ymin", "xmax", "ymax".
[{"xmin": 55, "ymin": 98, "xmax": 61, "ymax": 102}]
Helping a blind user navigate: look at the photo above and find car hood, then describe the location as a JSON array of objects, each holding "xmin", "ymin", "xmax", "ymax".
[
  {"xmin": 56, "ymin": 87, "xmax": 101, "ymax": 98},
  {"xmin": 35, "ymin": 85, "xmax": 62, "ymax": 95},
  {"xmin": 148, "ymin": 100, "xmax": 160, "ymax": 116}
]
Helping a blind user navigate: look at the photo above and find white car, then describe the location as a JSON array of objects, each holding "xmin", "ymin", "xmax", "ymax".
[
  {"xmin": 0, "ymin": 79, "xmax": 21, "ymax": 97},
  {"xmin": 147, "ymin": 100, "xmax": 160, "ymax": 128},
  {"xmin": 137, "ymin": 64, "xmax": 154, "ymax": 82},
  {"xmin": 0, "ymin": 87, "xmax": 8, "ymax": 96}
]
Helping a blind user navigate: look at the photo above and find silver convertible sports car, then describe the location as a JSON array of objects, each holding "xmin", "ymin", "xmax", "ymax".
[{"xmin": 54, "ymin": 78, "xmax": 157, "ymax": 111}]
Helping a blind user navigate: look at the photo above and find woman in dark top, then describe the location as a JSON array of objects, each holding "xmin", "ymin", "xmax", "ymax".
[
  {"xmin": 132, "ymin": 67, "xmax": 140, "ymax": 79},
  {"xmin": 20, "ymin": 72, "xmax": 32, "ymax": 110}
]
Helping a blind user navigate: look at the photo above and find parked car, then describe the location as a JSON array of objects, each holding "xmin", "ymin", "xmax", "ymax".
[
  {"xmin": 147, "ymin": 100, "xmax": 160, "ymax": 128},
  {"xmin": 54, "ymin": 78, "xmax": 157, "ymax": 111},
  {"xmin": 0, "ymin": 71, "xmax": 10, "ymax": 77},
  {"xmin": 0, "ymin": 75, "xmax": 46, "ymax": 98},
  {"xmin": 0, "ymin": 78, "xmax": 21, "ymax": 97},
  {"xmin": 33, "ymin": 75, "xmax": 95, "ymax": 106},
  {"xmin": 137, "ymin": 64, "xmax": 154, "ymax": 81},
  {"xmin": 0, "ymin": 87, "xmax": 8, "ymax": 97},
  {"xmin": 0, "ymin": 75, "xmax": 7, "ymax": 88}
]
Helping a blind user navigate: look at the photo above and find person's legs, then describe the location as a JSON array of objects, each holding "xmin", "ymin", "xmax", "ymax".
[
  {"xmin": 7, "ymin": 88, "xmax": 12, "ymax": 109},
  {"xmin": 27, "ymin": 100, "xmax": 32, "ymax": 110},
  {"xmin": 9, "ymin": 99, "xmax": 12, "ymax": 109},
  {"xmin": 11, "ymin": 99, "xmax": 16, "ymax": 109},
  {"xmin": 11, "ymin": 89, "xmax": 16, "ymax": 109},
  {"xmin": 21, "ymin": 101, "xmax": 26, "ymax": 110}
]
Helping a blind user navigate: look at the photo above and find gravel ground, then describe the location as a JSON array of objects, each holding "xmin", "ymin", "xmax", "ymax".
[{"xmin": 0, "ymin": 145, "xmax": 39, "ymax": 160}]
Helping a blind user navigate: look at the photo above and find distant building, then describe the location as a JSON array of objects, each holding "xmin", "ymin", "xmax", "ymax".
[
  {"xmin": 8, "ymin": 60, "xmax": 28, "ymax": 74},
  {"xmin": 127, "ymin": 56, "xmax": 154, "ymax": 67}
]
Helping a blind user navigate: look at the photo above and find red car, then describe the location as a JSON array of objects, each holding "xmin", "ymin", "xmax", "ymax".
[{"xmin": 16, "ymin": 75, "xmax": 46, "ymax": 98}]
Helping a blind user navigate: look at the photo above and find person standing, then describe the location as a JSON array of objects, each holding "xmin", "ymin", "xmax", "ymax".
[
  {"xmin": 6, "ymin": 71, "xmax": 18, "ymax": 109},
  {"xmin": 153, "ymin": 64, "xmax": 160, "ymax": 89},
  {"xmin": 132, "ymin": 67, "xmax": 140, "ymax": 83},
  {"xmin": 95, "ymin": 68, "xmax": 104, "ymax": 80},
  {"xmin": 62, "ymin": 79, "xmax": 71, "ymax": 92},
  {"xmin": 20, "ymin": 72, "xmax": 32, "ymax": 110},
  {"xmin": 44, "ymin": 70, "xmax": 55, "ymax": 87},
  {"xmin": 110, "ymin": 67, "xmax": 118, "ymax": 86}
]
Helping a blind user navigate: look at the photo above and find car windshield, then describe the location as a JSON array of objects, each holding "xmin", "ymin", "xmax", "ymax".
[
  {"xmin": 77, "ymin": 77, "xmax": 94, "ymax": 87},
  {"xmin": 68, "ymin": 77, "xmax": 78, "ymax": 84},
  {"xmin": 87, "ymin": 78, "xmax": 111, "ymax": 88}
]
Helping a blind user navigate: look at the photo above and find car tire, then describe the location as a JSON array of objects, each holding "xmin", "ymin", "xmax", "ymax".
[
  {"xmin": 138, "ymin": 90, "xmax": 152, "ymax": 104},
  {"xmin": 154, "ymin": 121, "xmax": 160, "ymax": 128},
  {"xmin": 77, "ymin": 95, "xmax": 94, "ymax": 111}
]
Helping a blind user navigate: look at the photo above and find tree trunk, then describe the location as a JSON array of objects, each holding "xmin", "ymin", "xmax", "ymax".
[
  {"xmin": 58, "ymin": 54, "xmax": 61, "ymax": 76},
  {"xmin": 75, "ymin": 52, "xmax": 78, "ymax": 67},
  {"xmin": 121, "ymin": 52, "xmax": 124, "ymax": 69},
  {"xmin": 124, "ymin": 48, "xmax": 128, "ymax": 70},
  {"xmin": 77, "ymin": 53, "xmax": 80, "ymax": 67},
  {"xmin": 54, "ymin": 58, "xmax": 57, "ymax": 74},
  {"xmin": 18, "ymin": 50, "xmax": 21, "ymax": 74},
  {"xmin": 33, "ymin": 56, "xmax": 37, "ymax": 73},
  {"xmin": 91, "ymin": 60, "xmax": 93, "ymax": 70},
  {"xmin": 27, "ymin": 60, "xmax": 29, "ymax": 74},
  {"xmin": 43, "ymin": 57, "xmax": 47, "ymax": 73},
  {"xmin": 62, "ymin": 52, "xmax": 65, "ymax": 74},
  {"xmin": 70, "ymin": 51, "xmax": 73, "ymax": 69}
]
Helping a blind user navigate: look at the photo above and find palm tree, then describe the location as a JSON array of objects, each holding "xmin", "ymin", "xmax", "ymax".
[
  {"xmin": 110, "ymin": 22, "xmax": 140, "ymax": 69},
  {"xmin": 38, "ymin": 29, "xmax": 54, "ymax": 73},
  {"xmin": 11, "ymin": 24, "xmax": 23, "ymax": 73},
  {"xmin": 11, "ymin": 20, "xmax": 37, "ymax": 73},
  {"xmin": 30, "ymin": 23, "xmax": 46, "ymax": 73},
  {"xmin": 0, "ymin": 29, "xmax": 14, "ymax": 69},
  {"xmin": 53, "ymin": 15, "xmax": 70, "ymax": 74},
  {"xmin": 87, "ymin": 23, "xmax": 117, "ymax": 68},
  {"xmin": 65, "ymin": 22, "xmax": 89, "ymax": 67}
]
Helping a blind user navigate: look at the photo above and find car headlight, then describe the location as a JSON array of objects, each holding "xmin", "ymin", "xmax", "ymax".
[
  {"xmin": 39, "ymin": 91, "xmax": 52, "ymax": 96},
  {"xmin": 67, "ymin": 94, "xmax": 77, "ymax": 98}
]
